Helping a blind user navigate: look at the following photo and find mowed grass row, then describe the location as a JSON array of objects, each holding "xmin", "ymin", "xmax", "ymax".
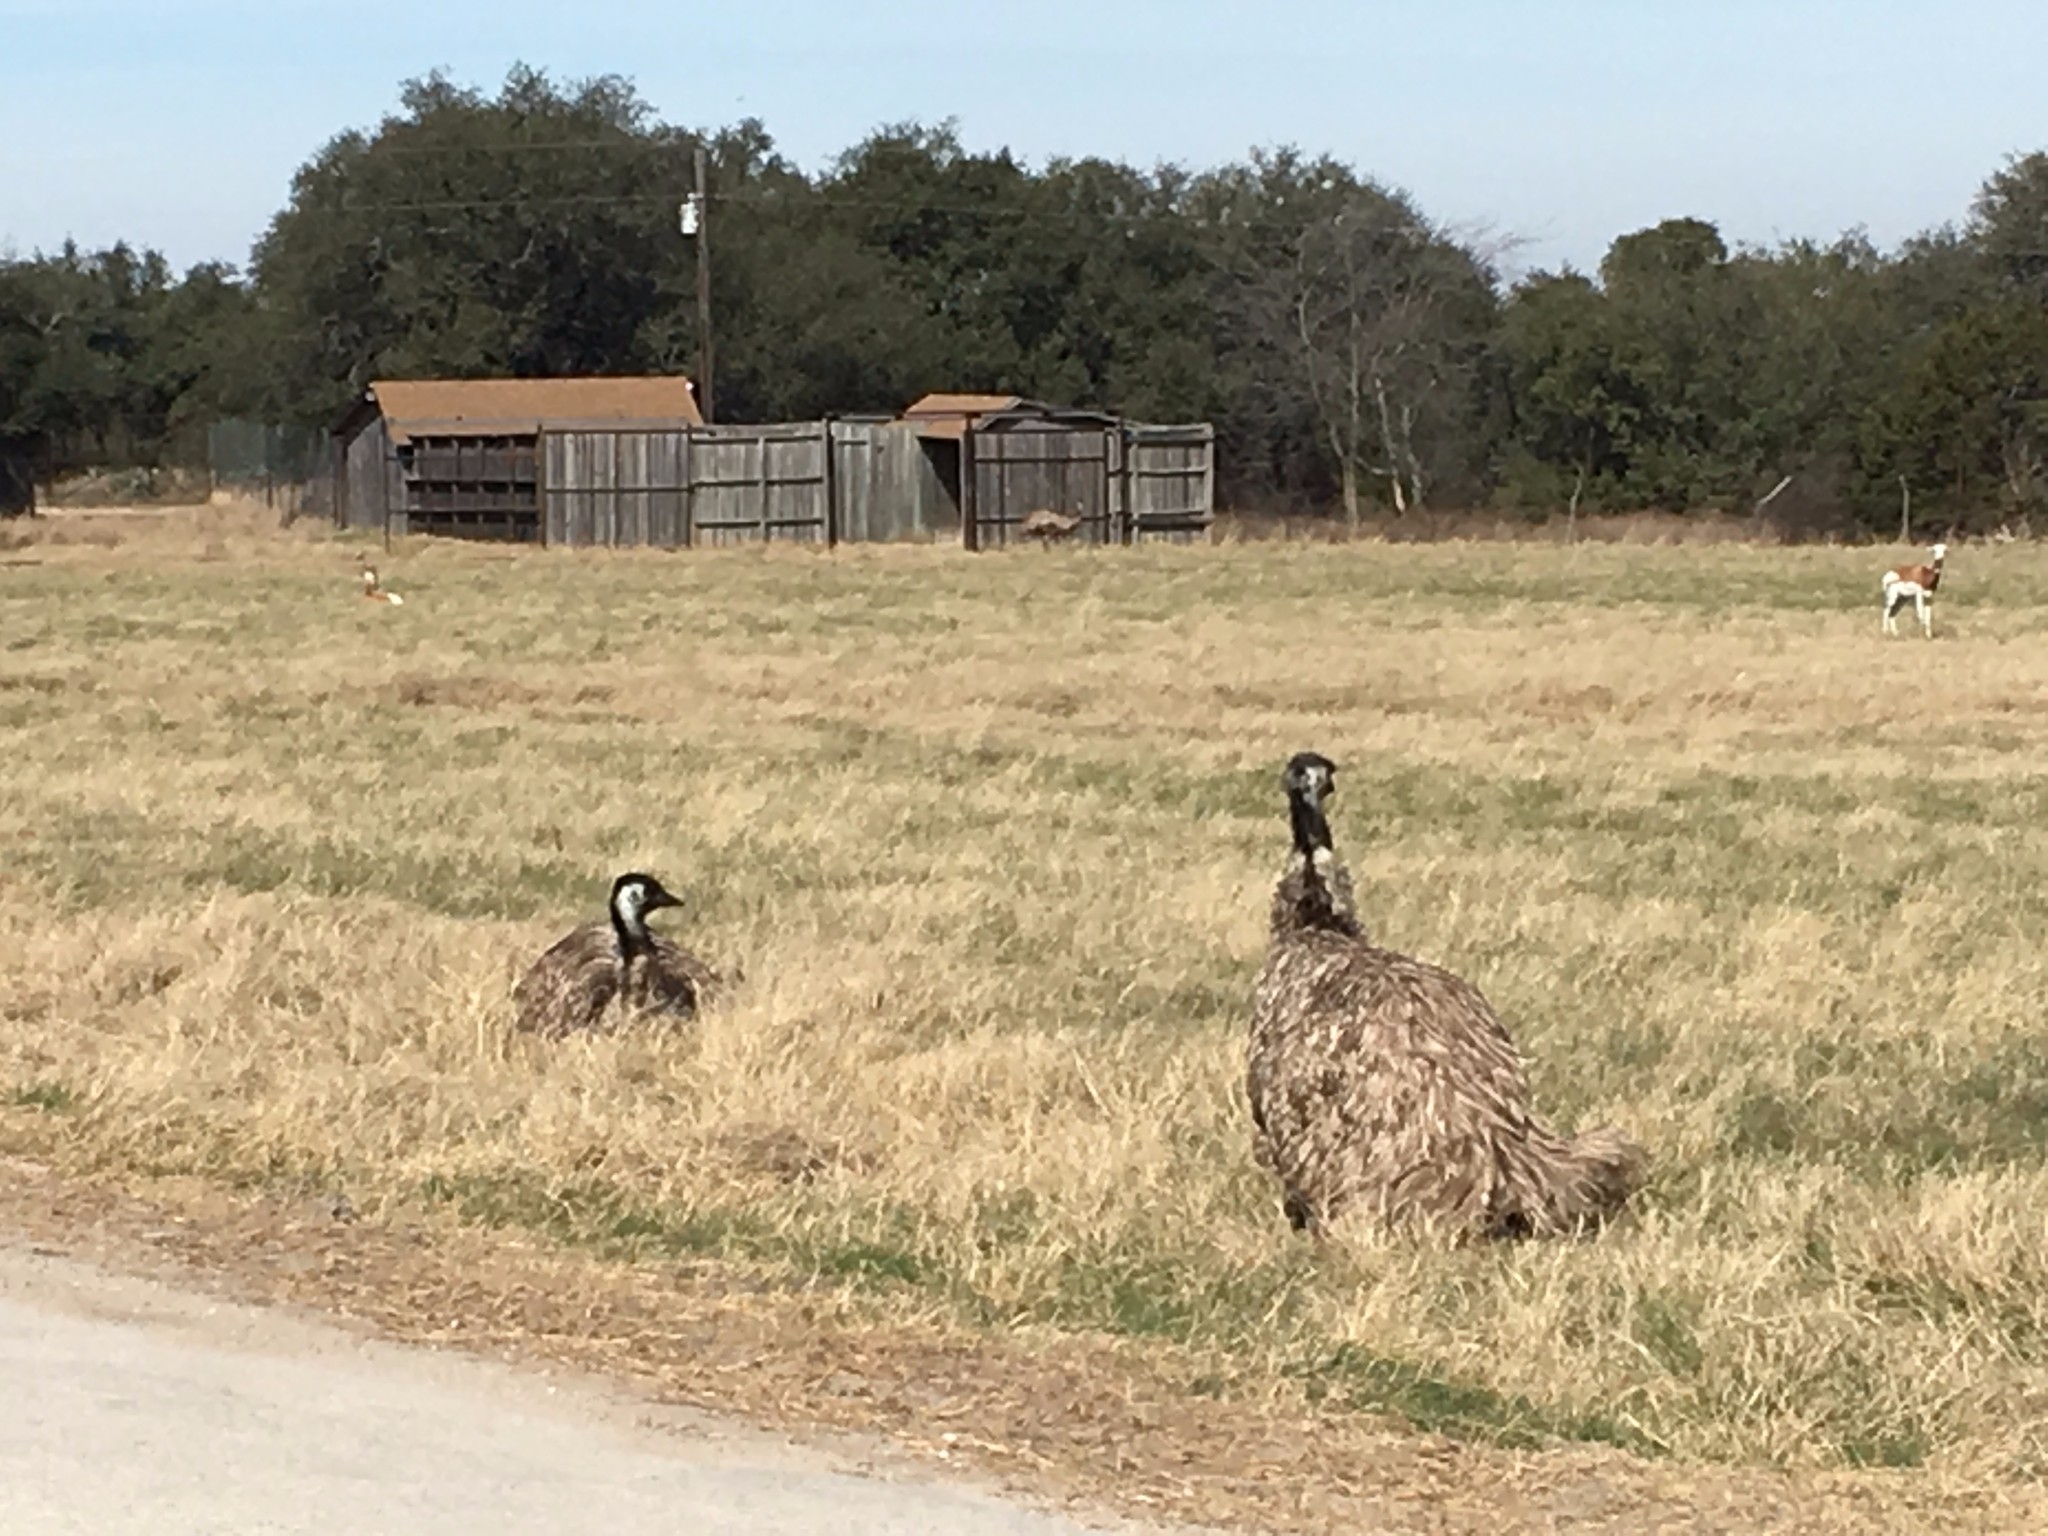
[{"xmin": 5, "ymin": 505, "xmax": 2048, "ymax": 1476}]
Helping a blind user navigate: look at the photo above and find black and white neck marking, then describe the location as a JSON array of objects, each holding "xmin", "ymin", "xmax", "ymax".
[
  {"xmin": 607, "ymin": 872, "xmax": 679, "ymax": 960},
  {"xmin": 1284, "ymin": 751, "xmax": 1338, "ymax": 863}
]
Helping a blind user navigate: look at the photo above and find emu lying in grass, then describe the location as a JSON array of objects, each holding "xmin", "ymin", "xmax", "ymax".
[
  {"xmin": 1246, "ymin": 752, "xmax": 1645, "ymax": 1241},
  {"xmin": 513, "ymin": 872, "xmax": 722, "ymax": 1039}
]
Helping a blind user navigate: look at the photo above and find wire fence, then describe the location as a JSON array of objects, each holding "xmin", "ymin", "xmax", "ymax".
[{"xmin": 207, "ymin": 419, "xmax": 333, "ymax": 521}]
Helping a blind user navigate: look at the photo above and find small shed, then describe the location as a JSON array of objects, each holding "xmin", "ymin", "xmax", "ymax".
[
  {"xmin": 900, "ymin": 393, "xmax": 1211, "ymax": 548},
  {"xmin": 333, "ymin": 376, "xmax": 702, "ymax": 540}
]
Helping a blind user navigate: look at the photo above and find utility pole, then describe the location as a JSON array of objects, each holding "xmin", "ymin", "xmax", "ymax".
[{"xmin": 691, "ymin": 144, "xmax": 715, "ymax": 423}]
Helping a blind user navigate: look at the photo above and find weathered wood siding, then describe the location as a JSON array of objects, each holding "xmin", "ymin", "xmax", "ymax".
[
  {"xmin": 542, "ymin": 431, "xmax": 689, "ymax": 548},
  {"xmin": 338, "ymin": 417, "xmax": 402, "ymax": 534},
  {"xmin": 542, "ymin": 421, "xmax": 952, "ymax": 547},
  {"xmin": 404, "ymin": 434, "xmax": 540, "ymax": 541},
  {"xmin": 836, "ymin": 422, "xmax": 952, "ymax": 543},
  {"xmin": 521, "ymin": 416, "xmax": 1213, "ymax": 550},
  {"xmin": 1126, "ymin": 423, "xmax": 1215, "ymax": 543},
  {"xmin": 687, "ymin": 424, "xmax": 828, "ymax": 545},
  {"xmin": 964, "ymin": 425, "xmax": 1118, "ymax": 549}
]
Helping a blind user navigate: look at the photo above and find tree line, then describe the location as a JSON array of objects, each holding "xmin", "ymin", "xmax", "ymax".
[{"xmin": 4, "ymin": 64, "xmax": 2045, "ymax": 532}]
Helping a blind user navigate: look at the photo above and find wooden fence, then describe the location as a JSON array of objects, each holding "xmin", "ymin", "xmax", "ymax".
[
  {"xmin": 527, "ymin": 418, "xmax": 1212, "ymax": 550},
  {"xmin": 544, "ymin": 421, "xmax": 939, "ymax": 548},
  {"xmin": 961, "ymin": 428, "xmax": 1116, "ymax": 549},
  {"xmin": 963, "ymin": 422, "xmax": 1215, "ymax": 549},
  {"xmin": 1126, "ymin": 424, "xmax": 1215, "ymax": 541}
]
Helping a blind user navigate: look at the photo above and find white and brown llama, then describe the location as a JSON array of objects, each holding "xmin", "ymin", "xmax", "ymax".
[{"xmin": 1881, "ymin": 542, "xmax": 1945, "ymax": 638}]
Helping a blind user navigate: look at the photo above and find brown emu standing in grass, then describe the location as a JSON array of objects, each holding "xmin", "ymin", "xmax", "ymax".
[
  {"xmin": 513, "ymin": 872, "xmax": 722, "ymax": 1039},
  {"xmin": 1246, "ymin": 752, "xmax": 1645, "ymax": 1241},
  {"xmin": 1017, "ymin": 508, "xmax": 1084, "ymax": 544}
]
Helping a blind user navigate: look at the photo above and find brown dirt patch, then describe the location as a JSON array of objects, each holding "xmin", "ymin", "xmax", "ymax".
[{"xmin": 0, "ymin": 1155, "xmax": 2020, "ymax": 1536}]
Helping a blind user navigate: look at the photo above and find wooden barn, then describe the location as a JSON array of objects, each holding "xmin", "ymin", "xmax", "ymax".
[
  {"xmin": 332, "ymin": 376, "xmax": 703, "ymax": 540},
  {"xmin": 333, "ymin": 377, "xmax": 1212, "ymax": 549}
]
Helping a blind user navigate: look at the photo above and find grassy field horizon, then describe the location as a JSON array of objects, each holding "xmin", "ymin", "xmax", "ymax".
[{"xmin": 6, "ymin": 502, "xmax": 2048, "ymax": 1509}]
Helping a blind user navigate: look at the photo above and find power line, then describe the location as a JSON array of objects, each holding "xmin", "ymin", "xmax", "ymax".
[
  {"xmin": 370, "ymin": 138, "xmax": 685, "ymax": 155},
  {"xmin": 302, "ymin": 187, "xmax": 2048, "ymax": 257},
  {"xmin": 338, "ymin": 187, "xmax": 1243, "ymax": 235}
]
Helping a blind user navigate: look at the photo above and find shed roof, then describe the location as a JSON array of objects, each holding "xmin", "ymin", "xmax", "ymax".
[
  {"xmin": 343, "ymin": 376, "xmax": 703, "ymax": 443},
  {"xmin": 902, "ymin": 393, "xmax": 1026, "ymax": 420},
  {"xmin": 900, "ymin": 392, "xmax": 1121, "ymax": 439}
]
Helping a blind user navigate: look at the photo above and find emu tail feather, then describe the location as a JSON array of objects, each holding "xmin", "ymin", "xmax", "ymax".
[{"xmin": 1494, "ymin": 1123, "xmax": 1647, "ymax": 1239}]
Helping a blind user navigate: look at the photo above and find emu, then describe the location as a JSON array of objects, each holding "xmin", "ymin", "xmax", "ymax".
[
  {"xmin": 513, "ymin": 872, "xmax": 722, "ymax": 1039},
  {"xmin": 1017, "ymin": 508, "xmax": 1084, "ymax": 544},
  {"xmin": 1245, "ymin": 751, "xmax": 1645, "ymax": 1241},
  {"xmin": 1881, "ymin": 542, "xmax": 1946, "ymax": 638}
]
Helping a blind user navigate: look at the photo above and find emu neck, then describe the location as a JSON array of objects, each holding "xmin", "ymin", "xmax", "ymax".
[
  {"xmin": 609, "ymin": 903, "xmax": 653, "ymax": 963},
  {"xmin": 1275, "ymin": 783, "xmax": 1358, "ymax": 937},
  {"xmin": 1272, "ymin": 850, "xmax": 1363, "ymax": 940},
  {"xmin": 1288, "ymin": 788, "xmax": 1332, "ymax": 860}
]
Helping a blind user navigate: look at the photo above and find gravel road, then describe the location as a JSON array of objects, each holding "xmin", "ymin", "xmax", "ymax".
[{"xmin": 0, "ymin": 1240, "xmax": 1176, "ymax": 1536}]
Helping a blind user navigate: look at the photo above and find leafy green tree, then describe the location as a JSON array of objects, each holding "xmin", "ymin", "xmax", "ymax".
[
  {"xmin": 0, "ymin": 241, "xmax": 222, "ymax": 474},
  {"xmin": 1500, "ymin": 270, "xmax": 1635, "ymax": 520},
  {"xmin": 1860, "ymin": 301, "xmax": 2048, "ymax": 525},
  {"xmin": 1203, "ymin": 150, "xmax": 1500, "ymax": 521},
  {"xmin": 1971, "ymin": 151, "xmax": 2048, "ymax": 302},
  {"xmin": 250, "ymin": 66, "xmax": 696, "ymax": 424}
]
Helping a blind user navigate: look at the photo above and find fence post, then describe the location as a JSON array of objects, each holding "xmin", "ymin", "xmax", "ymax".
[
  {"xmin": 961, "ymin": 425, "xmax": 979, "ymax": 553},
  {"xmin": 611, "ymin": 428, "xmax": 625, "ymax": 548},
  {"xmin": 537, "ymin": 431, "xmax": 550, "ymax": 547},
  {"xmin": 821, "ymin": 416, "xmax": 838, "ymax": 549},
  {"xmin": 1122, "ymin": 430, "xmax": 1138, "ymax": 548},
  {"xmin": 682, "ymin": 428, "xmax": 696, "ymax": 548}
]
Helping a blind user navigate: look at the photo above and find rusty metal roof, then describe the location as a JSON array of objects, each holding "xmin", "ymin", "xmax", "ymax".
[
  {"xmin": 900, "ymin": 392, "xmax": 1124, "ymax": 439},
  {"xmin": 902, "ymin": 392, "xmax": 1025, "ymax": 420},
  {"xmin": 363, "ymin": 376, "xmax": 703, "ymax": 442},
  {"xmin": 901, "ymin": 393, "xmax": 1034, "ymax": 440}
]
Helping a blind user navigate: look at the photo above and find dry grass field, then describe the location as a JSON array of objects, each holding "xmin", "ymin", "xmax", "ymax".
[{"xmin": 5, "ymin": 503, "xmax": 2048, "ymax": 1518}]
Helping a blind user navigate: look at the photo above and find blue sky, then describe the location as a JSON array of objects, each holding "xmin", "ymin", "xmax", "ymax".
[{"xmin": 3, "ymin": 0, "xmax": 2044, "ymax": 279}]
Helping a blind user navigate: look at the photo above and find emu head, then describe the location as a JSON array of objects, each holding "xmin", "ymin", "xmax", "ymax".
[
  {"xmin": 1282, "ymin": 751, "xmax": 1338, "ymax": 858},
  {"xmin": 1274, "ymin": 751, "xmax": 1357, "ymax": 935},
  {"xmin": 608, "ymin": 871, "xmax": 682, "ymax": 947}
]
